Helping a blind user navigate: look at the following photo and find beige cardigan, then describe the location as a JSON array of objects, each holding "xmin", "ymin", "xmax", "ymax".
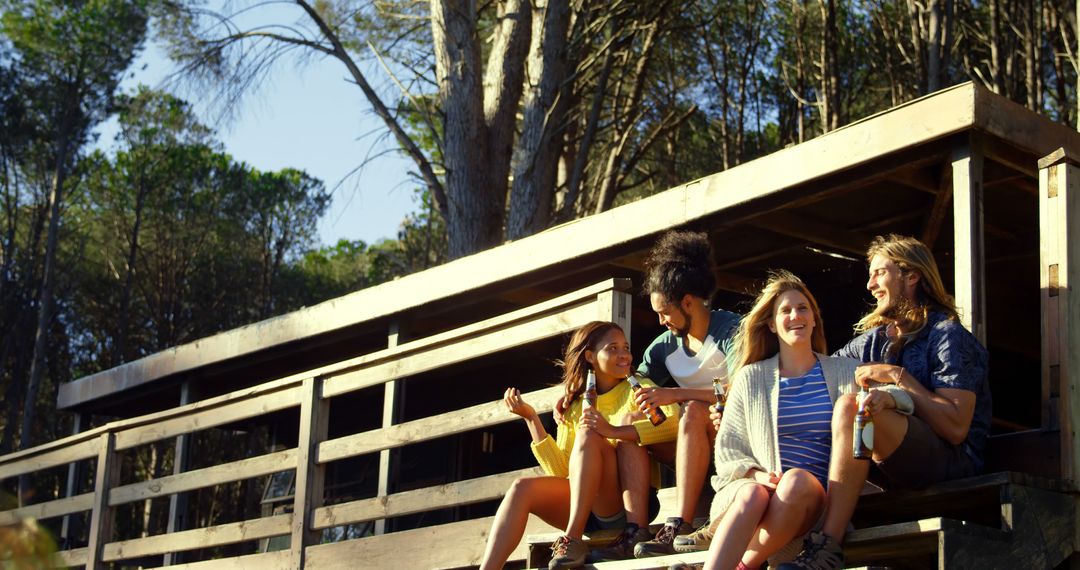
[{"xmin": 709, "ymin": 353, "xmax": 860, "ymax": 560}]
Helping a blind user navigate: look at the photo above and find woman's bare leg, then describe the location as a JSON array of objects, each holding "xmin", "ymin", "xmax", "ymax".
[
  {"xmin": 742, "ymin": 469, "xmax": 827, "ymax": 567},
  {"xmin": 479, "ymin": 476, "xmax": 571, "ymax": 570}
]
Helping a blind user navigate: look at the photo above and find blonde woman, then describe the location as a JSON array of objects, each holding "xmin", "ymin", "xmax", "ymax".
[
  {"xmin": 480, "ymin": 321, "xmax": 680, "ymax": 570},
  {"xmin": 697, "ymin": 272, "xmax": 910, "ymax": 570}
]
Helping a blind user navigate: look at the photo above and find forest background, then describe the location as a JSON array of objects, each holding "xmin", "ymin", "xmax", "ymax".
[{"xmin": 0, "ymin": 0, "xmax": 1078, "ymax": 544}]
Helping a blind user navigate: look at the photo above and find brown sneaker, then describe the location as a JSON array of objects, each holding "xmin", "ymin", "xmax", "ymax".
[
  {"xmin": 634, "ymin": 517, "xmax": 694, "ymax": 558},
  {"xmin": 588, "ymin": 524, "xmax": 653, "ymax": 562},
  {"xmin": 548, "ymin": 535, "xmax": 587, "ymax": 569},
  {"xmin": 673, "ymin": 519, "xmax": 715, "ymax": 553}
]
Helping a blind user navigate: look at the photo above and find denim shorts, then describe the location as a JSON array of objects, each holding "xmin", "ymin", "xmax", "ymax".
[{"xmin": 584, "ymin": 487, "xmax": 661, "ymax": 532}]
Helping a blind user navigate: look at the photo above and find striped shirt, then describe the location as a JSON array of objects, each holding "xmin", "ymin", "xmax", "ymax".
[{"xmin": 777, "ymin": 361, "xmax": 832, "ymax": 486}]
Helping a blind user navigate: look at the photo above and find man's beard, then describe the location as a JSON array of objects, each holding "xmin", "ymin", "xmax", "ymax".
[
  {"xmin": 672, "ymin": 305, "xmax": 693, "ymax": 338},
  {"xmin": 878, "ymin": 295, "xmax": 919, "ymax": 329}
]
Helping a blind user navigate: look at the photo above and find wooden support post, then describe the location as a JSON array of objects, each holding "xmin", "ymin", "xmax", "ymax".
[
  {"xmin": 164, "ymin": 381, "xmax": 193, "ymax": 565},
  {"xmin": 375, "ymin": 323, "xmax": 401, "ymax": 536},
  {"xmin": 597, "ymin": 288, "xmax": 633, "ymax": 346},
  {"xmin": 952, "ymin": 140, "xmax": 987, "ymax": 345},
  {"xmin": 86, "ymin": 432, "xmax": 119, "ymax": 570},
  {"xmin": 290, "ymin": 377, "xmax": 329, "ymax": 568},
  {"xmin": 60, "ymin": 413, "xmax": 86, "ymax": 549},
  {"xmin": 1038, "ymin": 148, "xmax": 1080, "ymax": 481}
]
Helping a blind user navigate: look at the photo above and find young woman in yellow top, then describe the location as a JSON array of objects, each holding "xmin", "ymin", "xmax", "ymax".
[{"xmin": 479, "ymin": 321, "xmax": 680, "ymax": 570}]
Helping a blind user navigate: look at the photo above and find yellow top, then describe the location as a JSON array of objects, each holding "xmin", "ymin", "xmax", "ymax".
[{"xmin": 530, "ymin": 376, "xmax": 680, "ymax": 481}]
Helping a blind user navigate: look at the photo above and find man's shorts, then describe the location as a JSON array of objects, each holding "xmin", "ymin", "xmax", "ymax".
[{"xmin": 874, "ymin": 413, "xmax": 976, "ymax": 490}]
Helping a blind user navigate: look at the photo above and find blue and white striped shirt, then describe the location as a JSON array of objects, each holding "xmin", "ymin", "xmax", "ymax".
[{"xmin": 777, "ymin": 360, "xmax": 832, "ymax": 486}]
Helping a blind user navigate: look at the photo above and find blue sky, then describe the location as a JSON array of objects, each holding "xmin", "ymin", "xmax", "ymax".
[{"xmin": 95, "ymin": 15, "xmax": 419, "ymax": 248}]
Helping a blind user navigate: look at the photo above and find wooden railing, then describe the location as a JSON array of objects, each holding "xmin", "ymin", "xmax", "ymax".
[{"xmin": 0, "ymin": 278, "xmax": 635, "ymax": 569}]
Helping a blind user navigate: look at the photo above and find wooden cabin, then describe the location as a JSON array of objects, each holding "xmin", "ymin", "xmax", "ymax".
[{"xmin": 2, "ymin": 82, "xmax": 1079, "ymax": 568}]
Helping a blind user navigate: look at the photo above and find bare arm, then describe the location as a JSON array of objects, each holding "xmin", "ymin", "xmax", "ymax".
[{"xmin": 856, "ymin": 365, "xmax": 975, "ymax": 445}]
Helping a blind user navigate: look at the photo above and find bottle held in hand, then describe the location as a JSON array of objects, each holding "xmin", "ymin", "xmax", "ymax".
[
  {"xmin": 583, "ymin": 369, "xmax": 598, "ymax": 410},
  {"xmin": 853, "ymin": 386, "xmax": 874, "ymax": 460},
  {"xmin": 627, "ymin": 373, "xmax": 666, "ymax": 426},
  {"xmin": 712, "ymin": 376, "xmax": 727, "ymax": 414}
]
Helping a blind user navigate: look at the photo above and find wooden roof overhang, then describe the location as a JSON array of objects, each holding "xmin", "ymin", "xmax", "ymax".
[{"xmin": 59, "ymin": 82, "xmax": 1080, "ymax": 421}]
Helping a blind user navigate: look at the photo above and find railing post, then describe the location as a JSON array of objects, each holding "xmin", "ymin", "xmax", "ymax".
[
  {"xmin": 375, "ymin": 322, "xmax": 402, "ymax": 536},
  {"xmin": 597, "ymin": 285, "xmax": 633, "ymax": 346},
  {"xmin": 164, "ymin": 381, "xmax": 193, "ymax": 565},
  {"xmin": 290, "ymin": 376, "xmax": 328, "ymax": 568},
  {"xmin": 952, "ymin": 138, "xmax": 987, "ymax": 345},
  {"xmin": 60, "ymin": 413, "xmax": 86, "ymax": 549},
  {"xmin": 86, "ymin": 432, "xmax": 118, "ymax": 570},
  {"xmin": 1038, "ymin": 148, "xmax": 1080, "ymax": 481}
]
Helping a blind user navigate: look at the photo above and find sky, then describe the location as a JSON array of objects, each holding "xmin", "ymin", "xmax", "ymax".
[{"xmin": 95, "ymin": 13, "xmax": 419, "ymax": 248}]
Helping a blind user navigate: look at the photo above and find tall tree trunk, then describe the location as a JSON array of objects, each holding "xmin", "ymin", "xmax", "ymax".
[
  {"xmin": 926, "ymin": 0, "xmax": 943, "ymax": 92},
  {"xmin": 432, "ymin": 0, "xmax": 502, "ymax": 259},
  {"xmin": 507, "ymin": 0, "xmax": 570, "ymax": 240},
  {"xmin": 19, "ymin": 120, "xmax": 71, "ymax": 500},
  {"xmin": 115, "ymin": 179, "xmax": 148, "ymax": 364}
]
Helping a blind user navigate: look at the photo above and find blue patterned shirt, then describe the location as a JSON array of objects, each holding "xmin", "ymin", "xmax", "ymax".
[
  {"xmin": 834, "ymin": 310, "xmax": 991, "ymax": 471},
  {"xmin": 777, "ymin": 361, "xmax": 833, "ymax": 487}
]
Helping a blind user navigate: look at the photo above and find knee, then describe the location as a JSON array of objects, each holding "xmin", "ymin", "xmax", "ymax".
[
  {"xmin": 680, "ymin": 400, "xmax": 710, "ymax": 431},
  {"xmin": 505, "ymin": 477, "xmax": 536, "ymax": 503},
  {"xmin": 832, "ymin": 393, "xmax": 858, "ymax": 429},
  {"xmin": 734, "ymin": 482, "xmax": 771, "ymax": 512},
  {"xmin": 574, "ymin": 426, "xmax": 605, "ymax": 451},
  {"xmin": 775, "ymin": 469, "xmax": 825, "ymax": 504}
]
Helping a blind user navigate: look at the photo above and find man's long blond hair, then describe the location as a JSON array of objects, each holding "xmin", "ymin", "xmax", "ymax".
[
  {"xmin": 733, "ymin": 270, "xmax": 827, "ymax": 372},
  {"xmin": 855, "ymin": 235, "xmax": 959, "ymax": 347}
]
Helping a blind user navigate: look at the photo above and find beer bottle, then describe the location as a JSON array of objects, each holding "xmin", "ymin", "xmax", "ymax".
[
  {"xmin": 712, "ymin": 377, "xmax": 727, "ymax": 414},
  {"xmin": 583, "ymin": 369, "xmax": 598, "ymax": 410},
  {"xmin": 853, "ymin": 386, "xmax": 874, "ymax": 460},
  {"xmin": 627, "ymin": 373, "xmax": 666, "ymax": 426}
]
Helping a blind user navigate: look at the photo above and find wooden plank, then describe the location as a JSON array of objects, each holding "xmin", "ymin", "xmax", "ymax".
[
  {"xmin": 166, "ymin": 380, "xmax": 194, "ymax": 566},
  {"xmin": 304, "ymin": 514, "xmax": 559, "ymax": 570},
  {"xmin": 100, "ymin": 513, "xmax": 291, "ymax": 562},
  {"xmin": 113, "ymin": 384, "xmax": 302, "ymax": 450},
  {"xmin": 313, "ymin": 467, "xmax": 542, "ymax": 529},
  {"xmin": 374, "ymin": 322, "xmax": 401, "ymax": 536},
  {"xmin": 921, "ymin": 165, "xmax": 953, "ymax": 248},
  {"xmin": 55, "ymin": 547, "xmax": 88, "ymax": 567},
  {"xmin": 290, "ymin": 377, "xmax": 328, "ymax": 568},
  {"xmin": 952, "ymin": 140, "xmax": 987, "ymax": 344},
  {"xmin": 319, "ymin": 385, "xmax": 564, "ymax": 464},
  {"xmin": 86, "ymin": 433, "xmax": 119, "ymax": 570},
  {"xmin": 597, "ymin": 289, "xmax": 633, "ymax": 346},
  {"xmin": 0, "ymin": 492, "xmax": 93, "ymax": 524},
  {"xmin": 0, "ymin": 435, "xmax": 99, "ymax": 481},
  {"xmin": 60, "ymin": 413, "xmax": 86, "ymax": 544},
  {"xmin": 108, "ymin": 449, "xmax": 297, "ymax": 507},
  {"xmin": 1039, "ymin": 149, "xmax": 1080, "ymax": 482},
  {"xmin": 323, "ymin": 302, "xmax": 599, "ymax": 399},
  {"xmin": 165, "ymin": 550, "xmax": 291, "ymax": 570}
]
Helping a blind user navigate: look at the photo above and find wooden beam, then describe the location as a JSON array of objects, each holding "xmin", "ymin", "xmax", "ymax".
[
  {"xmin": 921, "ymin": 162, "xmax": 953, "ymax": 248},
  {"xmin": 892, "ymin": 165, "xmax": 940, "ymax": 194},
  {"xmin": 313, "ymin": 467, "xmax": 543, "ymax": 529},
  {"xmin": 101, "ymin": 513, "xmax": 291, "ymax": 562},
  {"xmin": 374, "ymin": 323, "xmax": 401, "ymax": 536},
  {"xmin": 318, "ymin": 385, "xmax": 563, "ymax": 464},
  {"xmin": 0, "ymin": 434, "xmax": 100, "ymax": 481},
  {"xmin": 163, "ymin": 550, "xmax": 290, "ymax": 570},
  {"xmin": 598, "ymin": 289, "xmax": 633, "ymax": 346},
  {"xmin": 165, "ymin": 381, "xmax": 193, "ymax": 566},
  {"xmin": 108, "ymin": 449, "xmax": 298, "ymax": 507},
  {"xmin": 113, "ymin": 385, "xmax": 302, "ymax": 451},
  {"xmin": 304, "ymin": 514, "xmax": 559, "ymax": 570},
  {"xmin": 60, "ymin": 413, "xmax": 86, "ymax": 546},
  {"xmin": 323, "ymin": 303, "xmax": 599, "ymax": 399},
  {"xmin": 952, "ymin": 140, "xmax": 988, "ymax": 344},
  {"xmin": 1038, "ymin": 148, "xmax": 1080, "ymax": 481},
  {"xmin": 0, "ymin": 492, "xmax": 93, "ymax": 525},
  {"xmin": 290, "ymin": 377, "xmax": 328, "ymax": 568},
  {"xmin": 86, "ymin": 433, "xmax": 119, "ymax": 570}
]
